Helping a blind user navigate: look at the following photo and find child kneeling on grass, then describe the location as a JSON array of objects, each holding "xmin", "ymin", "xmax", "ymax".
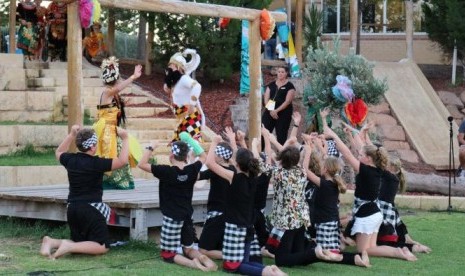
[
  {"xmin": 40, "ymin": 125, "xmax": 129, "ymax": 259},
  {"xmin": 138, "ymin": 132, "xmax": 217, "ymax": 271}
]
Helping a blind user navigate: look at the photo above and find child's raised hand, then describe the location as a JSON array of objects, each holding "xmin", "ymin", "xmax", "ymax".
[
  {"xmin": 292, "ymin": 111, "xmax": 302, "ymax": 126},
  {"xmin": 236, "ymin": 130, "xmax": 245, "ymax": 141},
  {"xmin": 261, "ymin": 125, "xmax": 271, "ymax": 137},
  {"xmin": 223, "ymin": 126, "xmax": 236, "ymax": 142},
  {"xmin": 320, "ymin": 107, "xmax": 330, "ymax": 118},
  {"xmin": 133, "ymin": 64, "xmax": 142, "ymax": 79},
  {"xmin": 212, "ymin": 135, "xmax": 223, "ymax": 144}
]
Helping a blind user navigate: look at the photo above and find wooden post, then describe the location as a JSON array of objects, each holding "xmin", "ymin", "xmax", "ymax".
[
  {"xmin": 349, "ymin": 0, "xmax": 358, "ymax": 51},
  {"xmin": 9, "ymin": 0, "xmax": 17, "ymax": 54},
  {"xmin": 405, "ymin": 0, "xmax": 413, "ymax": 60},
  {"xmin": 286, "ymin": 0, "xmax": 292, "ymax": 27},
  {"xmin": 295, "ymin": 0, "xmax": 304, "ymax": 64},
  {"xmin": 248, "ymin": 18, "xmax": 261, "ymax": 146},
  {"xmin": 67, "ymin": 1, "xmax": 83, "ymax": 138},
  {"xmin": 107, "ymin": 8, "xmax": 115, "ymax": 56},
  {"xmin": 145, "ymin": 13, "xmax": 154, "ymax": 76}
]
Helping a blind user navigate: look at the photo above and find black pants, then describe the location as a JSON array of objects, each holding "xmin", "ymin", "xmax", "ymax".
[
  {"xmin": 274, "ymin": 227, "xmax": 319, "ymax": 267},
  {"xmin": 262, "ymin": 108, "xmax": 292, "ymax": 145},
  {"xmin": 254, "ymin": 209, "xmax": 269, "ymax": 248}
]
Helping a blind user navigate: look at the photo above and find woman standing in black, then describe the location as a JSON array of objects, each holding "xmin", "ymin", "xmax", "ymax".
[{"xmin": 262, "ymin": 66, "xmax": 296, "ymax": 145}]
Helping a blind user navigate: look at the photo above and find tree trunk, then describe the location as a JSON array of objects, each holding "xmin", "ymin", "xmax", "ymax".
[
  {"xmin": 145, "ymin": 13, "xmax": 154, "ymax": 76},
  {"xmin": 405, "ymin": 0, "xmax": 414, "ymax": 60},
  {"xmin": 406, "ymin": 172, "xmax": 465, "ymax": 197},
  {"xmin": 349, "ymin": 0, "xmax": 358, "ymax": 51},
  {"xmin": 107, "ymin": 8, "xmax": 115, "ymax": 56},
  {"xmin": 137, "ymin": 12, "xmax": 147, "ymax": 60}
]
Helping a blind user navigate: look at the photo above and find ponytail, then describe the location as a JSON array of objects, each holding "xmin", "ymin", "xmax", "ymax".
[{"xmin": 324, "ymin": 157, "xmax": 347, "ymax": 194}]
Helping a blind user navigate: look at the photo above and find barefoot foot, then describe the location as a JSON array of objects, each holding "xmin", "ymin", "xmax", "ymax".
[
  {"xmin": 354, "ymin": 251, "xmax": 371, "ymax": 268},
  {"xmin": 261, "ymin": 247, "xmax": 275, "ymax": 259},
  {"xmin": 40, "ymin": 236, "xmax": 53, "ymax": 258},
  {"xmin": 401, "ymin": 247, "xmax": 417, "ymax": 261},
  {"xmin": 191, "ymin": 258, "xmax": 209, "ymax": 271},
  {"xmin": 198, "ymin": 254, "xmax": 218, "ymax": 271}
]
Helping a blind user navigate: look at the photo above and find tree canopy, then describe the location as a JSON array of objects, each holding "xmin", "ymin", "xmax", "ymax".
[{"xmin": 422, "ymin": 0, "xmax": 465, "ymax": 65}]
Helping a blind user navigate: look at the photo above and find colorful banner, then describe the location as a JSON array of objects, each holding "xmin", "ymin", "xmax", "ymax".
[{"xmin": 239, "ymin": 20, "xmax": 250, "ymax": 95}]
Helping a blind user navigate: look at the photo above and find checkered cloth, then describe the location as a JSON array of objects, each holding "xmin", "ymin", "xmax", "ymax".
[
  {"xmin": 215, "ymin": 145, "xmax": 233, "ymax": 160},
  {"xmin": 160, "ymin": 216, "xmax": 184, "ymax": 252},
  {"xmin": 326, "ymin": 139, "xmax": 340, "ymax": 157},
  {"xmin": 89, "ymin": 202, "xmax": 111, "ymax": 222},
  {"xmin": 352, "ymin": 197, "xmax": 380, "ymax": 216},
  {"xmin": 315, "ymin": 221, "xmax": 340, "ymax": 251},
  {"xmin": 378, "ymin": 200, "xmax": 400, "ymax": 231},
  {"xmin": 82, "ymin": 133, "xmax": 98, "ymax": 149},
  {"xmin": 172, "ymin": 105, "xmax": 203, "ymax": 142},
  {"xmin": 223, "ymin": 223, "xmax": 261, "ymax": 262},
  {"xmin": 205, "ymin": 210, "xmax": 223, "ymax": 221},
  {"xmin": 266, "ymin": 227, "xmax": 285, "ymax": 248}
]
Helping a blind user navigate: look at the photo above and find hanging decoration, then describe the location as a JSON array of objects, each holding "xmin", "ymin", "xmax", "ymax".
[
  {"xmin": 79, "ymin": 0, "xmax": 102, "ymax": 28},
  {"xmin": 259, "ymin": 9, "xmax": 275, "ymax": 41}
]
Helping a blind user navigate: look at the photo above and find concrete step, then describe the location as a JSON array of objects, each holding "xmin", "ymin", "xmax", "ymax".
[
  {"xmin": 125, "ymin": 106, "xmax": 170, "ymax": 118},
  {"xmin": 38, "ymin": 68, "xmax": 101, "ymax": 78},
  {"xmin": 27, "ymin": 77, "xmax": 55, "ymax": 87},
  {"xmin": 0, "ymin": 53, "xmax": 24, "ymax": 68},
  {"xmin": 23, "ymin": 60, "xmax": 49, "ymax": 69},
  {"xmin": 126, "ymin": 118, "xmax": 178, "ymax": 130},
  {"xmin": 131, "ymin": 129, "xmax": 174, "ymax": 141}
]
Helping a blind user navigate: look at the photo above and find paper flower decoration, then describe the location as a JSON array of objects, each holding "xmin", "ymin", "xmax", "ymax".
[
  {"xmin": 332, "ymin": 75, "xmax": 354, "ymax": 103},
  {"xmin": 344, "ymin": 98, "xmax": 368, "ymax": 127}
]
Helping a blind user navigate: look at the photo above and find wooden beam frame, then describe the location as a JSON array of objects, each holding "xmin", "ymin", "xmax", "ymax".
[
  {"xmin": 65, "ymin": 0, "xmax": 287, "ymax": 143},
  {"xmin": 99, "ymin": 0, "xmax": 287, "ymax": 22}
]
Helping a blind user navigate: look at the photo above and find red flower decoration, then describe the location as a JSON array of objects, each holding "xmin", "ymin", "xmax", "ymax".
[{"xmin": 344, "ymin": 98, "xmax": 368, "ymax": 127}]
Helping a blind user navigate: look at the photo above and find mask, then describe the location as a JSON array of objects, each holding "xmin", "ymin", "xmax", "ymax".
[{"xmin": 164, "ymin": 67, "xmax": 182, "ymax": 88}]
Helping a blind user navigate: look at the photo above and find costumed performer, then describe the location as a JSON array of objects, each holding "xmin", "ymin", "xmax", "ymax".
[
  {"xmin": 164, "ymin": 49, "xmax": 205, "ymax": 143},
  {"xmin": 94, "ymin": 56, "xmax": 142, "ymax": 190}
]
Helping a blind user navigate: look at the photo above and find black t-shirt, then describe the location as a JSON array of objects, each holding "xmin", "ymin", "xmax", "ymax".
[
  {"xmin": 199, "ymin": 165, "xmax": 236, "ymax": 213},
  {"xmin": 354, "ymin": 163, "xmax": 382, "ymax": 217},
  {"xmin": 151, "ymin": 161, "xmax": 203, "ymax": 221},
  {"xmin": 254, "ymin": 173, "xmax": 271, "ymax": 210},
  {"xmin": 313, "ymin": 178, "xmax": 340, "ymax": 223},
  {"xmin": 305, "ymin": 180, "xmax": 317, "ymax": 224},
  {"xmin": 266, "ymin": 81, "xmax": 295, "ymax": 114},
  {"xmin": 225, "ymin": 173, "xmax": 257, "ymax": 227},
  {"xmin": 379, "ymin": 171, "xmax": 399, "ymax": 204},
  {"xmin": 60, "ymin": 152, "xmax": 113, "ymax": 203}
]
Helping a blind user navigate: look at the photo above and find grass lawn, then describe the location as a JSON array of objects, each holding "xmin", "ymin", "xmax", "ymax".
[
  {"xmin": 0, "ymin": 211, "xmax": 464, "ymax": 275},
  {"xmin": 0, "ymin": 145, "xmax": 58, "ymax": 166}
]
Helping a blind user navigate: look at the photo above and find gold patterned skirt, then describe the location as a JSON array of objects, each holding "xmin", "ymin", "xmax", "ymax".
[{"xmin": 93, "ymin": 106, "xmax": 141, "ymax": 190}]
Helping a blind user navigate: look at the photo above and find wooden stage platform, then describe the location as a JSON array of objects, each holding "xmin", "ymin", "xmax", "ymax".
[{"xmin": 0, "ymin": 179, "xmax": 273, "ymax": 241}]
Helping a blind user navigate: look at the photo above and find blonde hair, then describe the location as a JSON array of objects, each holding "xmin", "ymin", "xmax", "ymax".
[
  {"xmin": 389, "ymin": 156, "xmax": 406, "ymax": 193},
  {"xmin": 363, "ymin": 144, "xmax": 388, "ymax": 170},
  {"xmin": 324, "ymin": 156, "xmax": 347, "ymax": 194},
  {"xmin": 308, "ymin": 150, "xmax": 322, "ymax": 176}
]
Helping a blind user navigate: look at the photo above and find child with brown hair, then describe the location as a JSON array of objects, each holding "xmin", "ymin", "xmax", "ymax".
[{"xmin": 138, "ymin": 132, "xmax": 217, "ymax": 271}]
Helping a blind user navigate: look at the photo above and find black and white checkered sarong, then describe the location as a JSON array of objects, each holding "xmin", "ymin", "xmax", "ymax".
[
  {"xmin": 205, "ymin": 210, "xmax": 223, "ymax": 221},
  {"xmin": 160, "ymin": 216, "xmax": 184, "ymax": 252},
  {"xmin": 223, "ymin": 223, "xmax": 261, "ymax": 262},
  {"xmin": 315, "ymin": 221, "xmax": 340, "ymax": 250},
  {"xmin": 89, "ymin": 202, "xmax": 111, "ymax": 222},
  {"xmin": 378, "ymin": 200, "xmax": 400, "ymax": 231}
]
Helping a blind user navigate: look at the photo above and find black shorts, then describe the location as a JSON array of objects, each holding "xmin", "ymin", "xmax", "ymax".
[
  {"xmin": 198, "ymin": 215, "xmax": 225, "ymax": 251},
  {"xmin": 180, "ymin": 218, "xmax": 196, "ymax": 247},
  {"xmin": 67, "ymin": 203, "xmax": 110, "ymax": 248}
]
